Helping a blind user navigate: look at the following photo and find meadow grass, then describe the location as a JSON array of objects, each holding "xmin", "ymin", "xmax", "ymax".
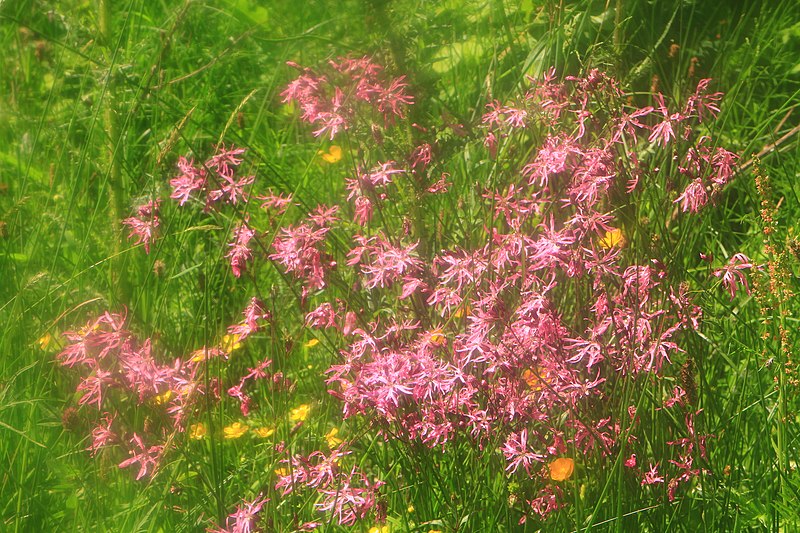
[{"xmin": 1, "ymin": 0, "xmax": 799, "ymax": 531}]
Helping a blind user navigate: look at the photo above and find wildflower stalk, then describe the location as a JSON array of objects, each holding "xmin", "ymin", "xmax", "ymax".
[{"xmin": 98, "ymin": 0, "xmax": 130, "ymax": 302}]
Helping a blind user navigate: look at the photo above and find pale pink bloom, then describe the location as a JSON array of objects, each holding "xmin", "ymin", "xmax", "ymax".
[
  {"xmin": 624, "ymin": 454, "xmax": 637, "ymax": 468},
  {"xmin": 207, "ymin": 145, "xmax": 246, "ymax": 178},
  {"xmin": 713, "ymin": 253, "xmax": 753, "ymax": 299},
  {"xmin": 711, "ymin": 147, "xmax": 738, "ymax": 186},
  {"xmin": 353, "ymin": 195, "xmax": 373, "ymax": 225},
  {"xmin": 306, "ymin": 302, "xmax": 337, "ymax": 329},
  {"xmin": 427, "ymin": 173, "xmax": 451, "ymax": 194},
  {"xmin": 611, "ymin": 106, "xmax": 653, "ymax": 144},
  {"xmin": 76, "ymin": 368, "xmax": 114, "ymax": 408}
]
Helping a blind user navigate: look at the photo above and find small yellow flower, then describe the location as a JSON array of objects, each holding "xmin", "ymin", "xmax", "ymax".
[
  {"xmin": 407, "ymin": 505, "xmax": 415, "ymax": 513},
  {"xmin": 325, "ymin": 427, "xmax": 343, "ymax": 448},
  {"xmin": 37, "ymin": 332, "xmax": 53, "ymax": 350},
  {"xmin": 223, "ymin": 422, "xmax": 248, "ymax": 439},
  {"xmin": 548, "ymin": 457, "xmax": 575, "ymax": 481},
  {"xmin": 254, "ymin": 427, "xmax": 275, "ymax": 438},
  {"xmin": 368, "ymin": 527, "xmax": 390, "ymax": 533},
  {"xmin": 152, "ymin": 389, "xmax": 173, "ymax": 405},
  {"xmin": 189, "ymin": 423, "xmax": 207, "ymax": 440},
  {"xmin": 319, "ymin": 145, "xmax": 343, "ymax": 163},
  {"xmin": 599, "ymin": 228, "xmax": 625, "ymax": 249},
  {"xmin": 274, "ymin": 467, "xmax": 289, "ymax": 477},
  {"xmin": 304, "ymin": 338, "xmax": 320, "ymax": 348},
  {"xmin": 428, "ymin": 530, "xmax": 443, "ymax": 533},
  {"xmin": 289, "ymin": 404, "xmax": 311, "ymax": 423},
  {"xmin": 429, "ymin": 329, "xmax": 447, "ymax": 346},
  {"xmin": 221, "ymin": 333, "xmax": 243, "ymax": 353}
]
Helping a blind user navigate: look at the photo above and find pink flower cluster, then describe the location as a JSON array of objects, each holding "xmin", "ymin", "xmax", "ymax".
[
  {"xmin": 274, "ymin": 448, "xmax": 384, "ymax": 526},
  {"xmin": 57, "ymin": 310, "xmax": 201, "ymax": 478},
  {"xmin": 282, "ymin": 56, "xmax": 414, "ymax": 139},
  {"xmin": 57, "ymin": 298, "xmax": 273, "ymax": 480}
]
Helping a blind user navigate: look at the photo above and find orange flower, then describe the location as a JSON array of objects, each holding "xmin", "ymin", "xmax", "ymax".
[
  {"xmin": 319, "ymin": 145, "xmax": 343, "ymax": 163},
  {"xmin": 548, "ymin": 457, "xmax": 575, "ymax": 481}
]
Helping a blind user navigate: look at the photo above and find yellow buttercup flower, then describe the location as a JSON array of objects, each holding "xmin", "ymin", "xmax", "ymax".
[
  {"xmin": 254, "ymin": 427, "xmax": 275, "ymax": 438},
  {"xmin": 599, "ymin": 228, "xmax": 625, "ymax": 249},
  {"xmin": 304, "ymin": 338, "xmax": 320, "ymax": 348},
  {"xmin": 325, "ymin": 427, "xmax": 343, "ymax": 448},
  {"xmin": 223, "ymin": 422, "xmax": 248, "ymax": 439},
  {"xmin": 221, "ymin": 333, "xmax": 243, "ymax": 353},
  {"xmin": 289, "ymin": 404, "xmax": 311, "ymax": 423},
  {"xmin": 548, "ymin": 457, "xmax": 575, "ymax": 481},
  {"xmin": 320, "ymin": 145, "xmax": 343, "ymax": 163},
  {"xmin": 37, "ymin": 332, "xmax": 53, "ymax": 350},
  {"xmin": 152, "ymin": 389, "xmax": 173, "ymax": 405},
  {"xmin": 189, "ymin": 423, "xmax": 207, "ymax": 440},
  {"xmin": 429, "ymin": 329, "xmax": 447, "ymax": 346},
  {"xmin": 368, "ymin": 527, "xmax": 389, "ymax": 533}
]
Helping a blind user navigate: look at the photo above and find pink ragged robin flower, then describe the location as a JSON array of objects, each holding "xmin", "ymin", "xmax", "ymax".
[
  {"xmin": 226, "ymin": 220, "xmax": 256, "ymax": 278},
  {"xmin": 118, "ymin": 433, "xmax": 164, "ymax": 480},
  {"xmin": 209, "ymin": 494, "xmax": 269, "ymax": 533},
  {"xmin": 641, "ymin": 463, "xmax": 664, "ymax": 486},
  {"xmin": 674, "ymin": 178, "xmax": 708, "ymax": 213},
  {"xmin": 123, "ymin": 199, "xmax": 160, "ymax": 254},
  {"xmin": 170, "ymin": 156, "xmax": 206, "ymax": 206},
  {"xmin": 713, "ymin": 253, "xmax": 753, "ymax": 299}
]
